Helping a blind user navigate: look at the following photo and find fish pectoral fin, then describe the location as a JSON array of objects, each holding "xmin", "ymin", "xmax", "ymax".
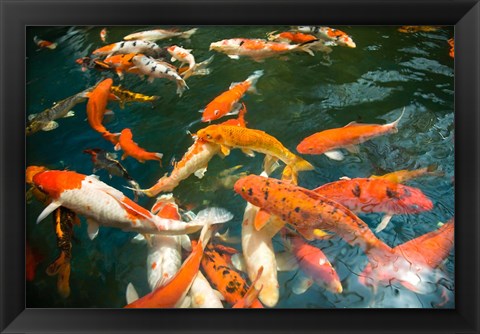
[
  {"xmin": 227, "ymin": 55, "xmax": 240, "ymax": 60},
  {"xmin": 104, "ymin": 109, "xmax": 115, "ymax": 116},
  {"xmin": 263, "ymin": 217, "xmax": 286, "ymax": 239},
  {"xmin": 147, "ymin": 76, "xmax": 155, "ymax": 83},
  {"xmin": 230, "ymin": 253, "xmax": 246, "ymax": 272},
  {"xmin": 226, "ymin": 102, "xmax": 243, "ymax": 116},
  {"xmin": 324, "ymin": 150, "xmax": 344, "ymax": 161},
  {"xmin": 87, "ymin": 219, "xmax": 100, "ymax": 240},
  {"xmin": 254, "ymin": 209, "xmax": 271, "ymax": 231},
  {"xmin": 241, "ymin": 148, "xmax": 255, "ymax": 158},
  {"xmin": 375, "ymin": 214, "xmax": 393, "ymax": 233},
  {"xmin": 220, "ymin": 145, "xmax": 231, "ymax": 156},
  {"xmin": 63, "ymin": 110, "xmax": 75, "ymax": 118},
  {"xmin": 180, "ymin": 234, "xmax": 192, "ymax": 251},
  {"xmin": 28, "ymin": 113, "xmax": 37, "ymax": 121},
  {"xmin": 131, "ymin": 233, "xmax": 147, "ymax": 244},
  {"xmin": 275, "ymin": 251, "xmax": 299, "ymax": 271},
  {"xmin": 194, "ymin": 167, "xmax": 207, "ymax": 179},
  {"xmin": 113, "ymin": 143, "xmax": 121, "ymax": 151},
  {"xmin": 292, "ymin": 274, "xmax": 314, "ymax": 295},
  {"xmin": 345, "ymin": 145, "xmax": 360, "ymax": 154},
  {"xmin": 42, "ymin": 121, "xmax": 59, "ymax": 131},
  {"xmin": 126, "ymin": 283, "xmax": 140, "ymax": 304},
  {"xmin": 263, "ymin": 155, "xmax": 280, "ymax": 175},
  {"xmin": 36, "ymin": 201, "xmax": 62, "ymax": 224},
  {"xmin": 313, "ymin": 228, "xmax": 333, "ymax": 239}
]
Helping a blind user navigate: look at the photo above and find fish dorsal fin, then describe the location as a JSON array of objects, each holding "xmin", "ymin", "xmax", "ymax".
[
  {"xmin": 36, "ymin": 201, "xmax": 62, "ymax": 224},
  {"xmin": 343, "ymin": 120, "xmax": 363, "ymax": 127},
  {"xmin": 126, "ymin": 283, "xmax": 139, "ymax": 304}
]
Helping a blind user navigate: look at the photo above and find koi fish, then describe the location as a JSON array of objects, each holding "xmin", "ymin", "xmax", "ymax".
[
  {"xmin": 125, "ymin": 219, "xmax": 214, "ymax": 308},
  {"xmin": 296, "ymin": 108, "xmax": 404, "ymax": 160},
  {"xmin": 448, "ymin": 38, "xmax": 454, "ymax": 58},
  {"xmin": 199, "ymin": 165, "xmax": 248, "ymax": 193},
  {"xmin": 201, "ymin": 243, "xmax": 263, "ymax": 307},
  {"xmin": 397, "ymin": 26, "xmax": 440, "ymax": 33},
  {"xmin": 232, "ymin": 267, "xmax": 264, "ymax": 308},
  {"xmin": 26, "ymin": 241, "xmax": 43, "ymax": 282},
  {"xmin": 313, "ymin": 178, "xmax": 433, "ymax": 232},
  {"xmin": 293, "ymin": 26, "xmax": 356, "ymax": 48},
  {"xmin": 124, "ymin": 28, "xmax": 198, "ymax": 42},
  {"xmin": 26, "ymin": 166, "xmax": 50, "ymax": 204},
  {"xmin": 34, "ymin": 36, "xmax": 57, "ymax": 49},
  {"xmin": 283, "ymin": 231, "xmax": 342, "ymax": 294},
  {"xmin": 103, "ymin": 53, "xmax": 142, "ymax": 79},
  {"xmin": 75, "ymin": 56, "xmax": 114, "ymax": 73},
  {"xmin": 209, "ymin": 38, "xmax": 317, "ymax": 61},
  {"xmin": 196, "ymin": 124, "xmax": 314, "ymax": 173},
  {"xmin": 92, "ymin": 40, "xmax": 162, "ymax": 57},
  {"xmin": 131, "ymin": 54, "xmax": 188, "ymax": 96},
  {"xmin": 370, "ymin": 164, "xmax": 444, "ymax": 184},
  {"xmin": 46, "ymin": 206, "xmax": 79, "ymax": 298},
  {"xmin": 83, "ymin": 148, "xmax": 142, "ymax": 201},
  {"xmin": 31, "ymin": 169, "xmax": 233, "ymax": 237},
  {"xmin": 189, "ymin": 271, "xmax": 224, "ymax": 308},
  {"xmin": 85, "ymin": 78, "xmax": 120, "ymax": 145},
  {"xmin": 167, "ymin": 45, "xmax": 196, "ymax": 79},
  {"xmin": 26, "ymin": 88, "xmax": 91, "ymax": 135},
  {"xmin": 110, "ymin": 85, "xmax": 159, "ymax": 109},
  {"xmin": 114, "ymin": 128, "xmax": 163, "ymax": 164},
  {"xmin": 141, "ymin": 106, "xmax": 248, "ymax": 197},
  {"xmin": 100, "ymin": 28, "xmax": 108, "ymax": 42},
  {"xmin": 200, "ymin": 70, "xmax": 263, "ymax": 122},
  {"xmin": 267, "ymin": 31, "xmax": 334, "ymax": 54},
  {"xmin": 177, "ymin": 55, "xmax": 214, "ymax": 78}
]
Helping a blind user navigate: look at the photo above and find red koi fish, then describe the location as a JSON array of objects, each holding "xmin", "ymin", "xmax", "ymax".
[
  {"xmin": 85, "ymin": 78, "xmax": 120, "ymax": 145},
  {"xmin": 103, "ymin": 53, "xmax": 141, "ymax": 79},
  {"xmin": 34, "ymin": 36, "xmax": 57, "ymax": 49},
  {"xmin": 115, "ymin": 128, "xmax": 163, "ymax": 164},
  {"xmin": 125, "ymin": 222, "xmax": 214, "ymax": 308},
  {"xmin": 313, "ymin": 178, "xmax": 433, "ymax": 232},
  {"xmin": 201, "ymin": 243, "xmax": 263, "ymax": 308},
  {"xmin": 31, "ymin": 169, "xmax": 232, "ymax": 238},
  {"xmin": 201, "ymin": 70, "xmax": 263, "ymax": 122},
  {"xmin": 297, "ymin": 108, "xmax": 404, "ymax": 160}
]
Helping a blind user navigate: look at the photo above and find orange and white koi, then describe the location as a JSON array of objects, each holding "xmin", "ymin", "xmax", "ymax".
[
  {"xmin": 370, "ymin": 164, "xmax": 444, "ymax": 184},
  {"xmin": 209, "ymin": 38, "xmax": 316, "ymax": 61},
  {"xmin": 314, "ymin": 178, "xmax": 433, "ymax": 232},
  {"xmin": 34, "ymin": 36, "xmax": 57, "ymax": 49},
  {"xmin": 200, "ymin": 70, "xmax": 263, "ymax": 122},
  {"xmin": 297, "ymin": 108, "xmax": 404, "ymax": 160},
  {"xmin": 114, "ymin": 128, "xmax": 163, "ymax": 164},
  {"xmin": 293, "ymin": 26, "xmax": 356, "ymax": 48},
  {"xmin": 196, "ymin": 124, "xmax": 314, "ymax": 173},
  {"xmin": 141, "ymin": 107, "xmax": 248, "ymax": 197},
  {"xmin": 92, "ymin": 40, "xmax": 162, "ymax": 57},
  {"xmin": 31, "ymin": 170, "xmax": 233, "ymax": 238},
  {"xmin": 100, "ymin": 28, "xmax": 108, "ymax": 42},
  {"xmin": 124, "ymin": 28, "xmax": 198, "ymax": 42},
  {"xmin": 103, "ymin": 53, "xmax": 141, "ymax": 79},
  {"xmin": 201, "ymin": 243, "xmax": 263, "ymax": 307},
  {"xmin": 188, "ymin": 271, "xmax": 225, "ymax": 308},
  {"xmin": 125, "ymin": 220, "xmax": 214, "ymax": 308},
  {"xmin": 167, "ymin": 45, "xmax": 212, "ymax": 80},
  {"xmin": 132, "ymin": 54, "xmax": 188, "ymax": 96},
  {"xmin": 85, "ymin": 78, "xmax": 120, "ymax": 145},
  {"xmin": 267, "ymin": 31, "xmax": 333, "ymax": 53}
]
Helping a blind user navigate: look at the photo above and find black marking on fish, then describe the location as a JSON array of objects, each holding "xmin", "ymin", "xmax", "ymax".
[
  {"xmin": 151, "ymin": 66, "xmax": 156, "ymax": 73},
  {"xmin": 239, "ymin": 40, "xmax": 245, "ymax": 46},
  {"xmin": 247, "ymin": 188, "xmax": 253, "ymax": 196},
  {"xmin": 386, "ymin": 187, "xmax": 399, "ymax": 199},
  {"xmin": 352, "ymin": 184, "xmax": 361, "ymax": 197},
  {"xmin": 120, "ymin": 41, "xmax": 125, "ymax": 48},
  {"xmin": 294, "ymin": 207, "xmax": 300, "ymax": 213},
  {"xmin": 133, "ymin": 41, "xmax": 137, "ymax": 47},
  {"xmin": 264, "ymin": 190, "xmax": 269, "ymax": 200}
]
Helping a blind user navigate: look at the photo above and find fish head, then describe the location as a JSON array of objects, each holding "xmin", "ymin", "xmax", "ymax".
[
  {"xmin": 167, "ymin": 45, "xmax": 178, "ymax": 55},
  {"xmin": 26, "ymin": 166, "xmax": 49, "ymax": 184},
  {"xmin": 120, "ymin": 128, "xmax": 133, "ymax": 138},
  {"xmin": 201, "ymin": 106, "xmax": 223, "ymax": 122},
  {"xmin": 383, "ymin": 183, "xmax": 433, "ymax": 213},
  {"xmin": 196, "ymin": 125, "xmax": 224, "ymax": 143},
  {"xmin": 234, "ymin": 175, "xmax": 267, "ymax": 207},
  {"xmin": 296, "ymin": 137, "xmax": 317, "ymax": 154},
  {"xmin": 32, "ymin": 170, "xmax": 85, "ymax": 199},
  {"xmin": 209, "ymin": 39, "xmax": 244, "ymax": 52}
]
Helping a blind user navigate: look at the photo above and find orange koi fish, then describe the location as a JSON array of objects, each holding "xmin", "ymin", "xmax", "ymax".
[
  {"xmin": 397, "ymin": 26, "xmax": 440, "ymax": 33},
  {"xmin": 46, "ymin": 206, "xmax": 79, "ymax": 298},
  {"xmin": 200, "ymin": 70, "xmax": 263, "ymax": 122},
  {"xmin": 125, "ymin": 221, "xmax": 214, "ymax": 308},
  {"xmin": 267, "ymin": 31, "xmax": 318, "ymax": 44},
  {"xmin": 313, "ymin": 178, "xmax": 433, "ymax": 232},
  {"xmin": 293, "ymin": 26, "xmax": 356, "ymax": 48},
  {"xmin": 92, "ymin": 40, "xmax": 162, "ymax": 57},
  {"xmin": 26, "ymin": 166, "xmax": 50, "ymax": 204},
  {"xmin": 26, "ymin": 241, "xmax": 43, "ymax": 282},
  {"xmin": 201, "ymin": 243, "xmax": 263, "ymax": 307},
  {"xmin": 141, "ymin": 106, "xmax": 248, "ymax": 197},
  {"xmin": 103, "ymin": 53, "xmax": 141, "ymax": 79},
  {"xmin": 196, "ymin": 124, "xmax": 314, "ymax": 173},
  {"xmin": 31, "ymin": 169, "xmax": 232, "ymax": 237},
  {"xmin": 123, "ymin": 28, "xmax": 198, "ymax": 42},
  {"xmin": 297, "ymin": 108, "xmax": 404, "ymax": 160},
  {"xmin": 100, "ymin": 28, "xmax": 108, "ymax": 43},
  {"xmin": 115, "ymin": 128, "xmax": 163, "ymax": 164},
  {"xmin": 283, "ymin": 231, "xmax": 342, "ymax": 294},
  {"xmin": 34, "ymin": 36, "xmax": 57, "ymax": 49},
  {"xmin": 448, "ymin": 38, "xmax": 454, "ymax": 58},
  {"xmin": 209, "ymin": 38, "xmax": 316, "ymax": 61},
  {"xmin": 85, "ymin": 78, "xmax": 120, "ymax": 145},
  {"xmin": 370, "ymin": 164, "xmax": 444, "ymax": 184}
]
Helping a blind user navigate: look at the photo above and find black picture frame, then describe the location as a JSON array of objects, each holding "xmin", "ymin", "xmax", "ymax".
[{"xmin": 1, "ymin": 0, "xmax": 479, "ymax": 333}]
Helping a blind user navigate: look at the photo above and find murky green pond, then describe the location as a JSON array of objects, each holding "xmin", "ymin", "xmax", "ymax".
[{"xmin": 26, "ymin": 26, "xmax": 454, "ymax": 308}]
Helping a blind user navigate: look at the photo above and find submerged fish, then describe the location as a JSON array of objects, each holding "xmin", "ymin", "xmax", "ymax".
[
  {"xmin": 370, "ymin": 165, "xmax": 444, "ymax": 184},
  {"xmin": 26, "ymin": 88, "xmax": 91, "ymax": 135},
  {"xmin": 83, "ymin": 148, "xmax": 142, "ymax": 201},
  {"xmin": 397, "ymin": 26, "xmax": 440, "ymax": 33},
  {"xmin": 34, "ymin": 36, "xmax": 57, "ymax": 49},
  {"xmin": 110, "ymin": 85, "xmax": 159, "ymax": 109},
  {"xmin": 448, "ymin": 38, "xmax": 454, "ymax": 58},
  {"xmin": 31, "ymin": 169, "xmax": 233, "ymax": 237},
  {"xmin": 103, "ymin": 53, "xmax": 142, "ymax": 79},
  {"xmin": 200, "ymin": 70, "xmax": 263, "ymax": 122},
  {"xmin": 124, "ymin": 28, "xmax": 198, "ymax": 42},
  {"xmin": 293, "ymin": 26, "xmax": 356, "ymax": 48},
  {"xmin": 46, "ymin": 206, "xmax": 79, "ymax": 298},
  {"xmin": 297, "ymin": 109, "xmax": 404, "ymax": 160},
  {"xmin": 115, "ymin": 128, "xmax": 163, "ymax": 164},
  {"xmin": 209, "ymin": 38, "xmax": 317, "ymax": 61},
  {"xmin": 92, "ymin": 40, "xmax": 162, "ymax": 57},
  {"xmin": 26, "ymin": 241, "xmax": 43, "ymax": 282}
]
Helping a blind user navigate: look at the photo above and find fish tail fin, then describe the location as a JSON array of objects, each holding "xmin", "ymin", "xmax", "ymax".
[
  {"xmin": 426, "ymin": 164, "xmax": 445, "ymax": 177},
  {"xmin": 181, "ymin": 28, "xmax": 198, "ymax": 39},
  {"xmin": 176, "ymin": 79, "xmax": 189, "ymax": 97},
  {"xmin": 46, "ymin": 252, "xmax": 69, "ymax": 276},
  {"xmin": 297, "ymin": 40, "xmax": 318, "ymax": 56},
  {"xmin": 390, "ymin": 107, "xmax": 405, "ymax": 132},
  {"xmin": 127, "ymin": 180, "xmax": 143, "ymax": 202},
  {"xmin": 186, "ymin": 55, "xmax": 214, "ymax": 79},
  {"xmin": 56, "ymin": 262, "xmax": 71, "ymax": 298},
  {"xmin": 190, "ymin": 207, "xmax": 233, "ymax": 233},
  {"xmin": 291, "ymin": 157, "xmax": 315, "ymax": 172},
  {"xmin": 233, "ymin": 267, "xmax": 264, "ymax": 308},
  {"xmin": 246, "ymin": 70, "xmax": 264, "ymax": 94},
  {"xmin": 47, "ymin": 43, "xmax": 58, "ymax": 50}
]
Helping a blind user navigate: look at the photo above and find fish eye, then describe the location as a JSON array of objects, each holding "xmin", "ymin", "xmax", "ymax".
[
  {"xmin": 214, "ymin": 110, "xmax": 220, "ymax": 116},
  {"xmin": 206, "ymin": 134, "xmax": 212, "ymax": 139}
]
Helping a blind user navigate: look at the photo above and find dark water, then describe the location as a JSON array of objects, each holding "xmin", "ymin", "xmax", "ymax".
[{"xmin": 26, "ymin": 26, "xmax": 454, "ymax": 308}]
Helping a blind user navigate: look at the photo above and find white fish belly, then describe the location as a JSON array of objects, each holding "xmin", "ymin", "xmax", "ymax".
[{"xmin": 147, "ymin": 235, "xmax": 182, "ymax": 290}]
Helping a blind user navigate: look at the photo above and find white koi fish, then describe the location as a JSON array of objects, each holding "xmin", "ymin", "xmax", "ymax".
[
  {"xmin": 167, "ymin": 45, "xmax": 197, "ymax": 79},
  {"xmin": 92, "ymin": 40, "xmax": 162, "ymax": 57},
  {"xmin": 124, "ymin": 28, "xmax": 198, "ymax": 42},
  {"xmin": 188, "ymin": 271, "xmax": 225, "ymax": 308}
]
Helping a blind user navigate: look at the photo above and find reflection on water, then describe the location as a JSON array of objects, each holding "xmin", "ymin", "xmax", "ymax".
[{"xmin": 26, "ymin": 26, "xmax": 454, "ymax": 308}]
